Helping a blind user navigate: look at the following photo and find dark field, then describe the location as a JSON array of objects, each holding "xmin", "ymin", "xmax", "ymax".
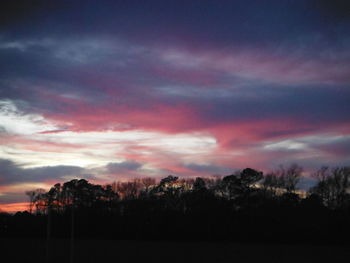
[{"xmin": 1, "ymin": 238, "xmax": 349, "ymax": 263}]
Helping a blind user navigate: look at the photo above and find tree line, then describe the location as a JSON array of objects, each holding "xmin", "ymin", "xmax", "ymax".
[{"xmin": 1, "ymin": 165, "xmax": 350, "ymax": 243}]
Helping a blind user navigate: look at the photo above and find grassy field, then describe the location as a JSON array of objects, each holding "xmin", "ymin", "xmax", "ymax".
[{"xmin": 1, "ymin": 238, "xmax": 349, "ymax": 263}]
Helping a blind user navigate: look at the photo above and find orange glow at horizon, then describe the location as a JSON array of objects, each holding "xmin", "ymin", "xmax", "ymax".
[{"xmin": 0, "ymin": 202, "xmax": 29, "ymax": 214}]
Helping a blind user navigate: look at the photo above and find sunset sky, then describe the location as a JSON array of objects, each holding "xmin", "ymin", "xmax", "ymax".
[{"xmin": 1, "ymin": 0, "xmax": 350, "ymax": 212}]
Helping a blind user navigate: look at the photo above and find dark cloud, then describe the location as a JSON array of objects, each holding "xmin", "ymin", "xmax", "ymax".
[
  {"xmin": 1, "ymin": 0, "xmax": 348, "ymax": 50},
  {"xmin": 184, "ymin": 163, "xmax": 233, "ymax": 176},
  {"xmin": 198, "ymin": 86, "xmax": 350, "ymax": 130},
  {"xmin": 0, "ymin": 192, "xmax": 27, "ymax": 204},
  {"xmin": 106, "ymin": 161, "xmax": 142, "ymax": 174},
  {"xmin": 313, "ymin": 137, "xmax": 350, "ymax": 157},
  {"xmin": 0, "ymin": 159, "xmax": 90, "ymax": 185}
]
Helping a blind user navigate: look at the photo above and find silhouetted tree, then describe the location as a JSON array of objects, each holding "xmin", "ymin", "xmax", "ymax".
[
  {"xmin": 311, "ymin": 166, "xmax": 350, "ymax": 208},
  {"xmin": 193, "ymin": 177, "xmax": 207, "ymax": 192},
  {"xmin": 276, "ymin": 164, "xmax": 302, "ymax": 194},
  {"xmin": 115, "ymin": 180, "xmax": 141, "ymax": 200},
  {"xmin": 139, "ymin": 177, "xmax": 156, "ymax": 197},
  {"xmin": 33, "ymin": 188, "xmax": 48, "ymax": 214},
  {"xmin": 152, "ymin": 175, "xmax": 181, "ymax": 197},
  {"xmin": 25, "ymin": 190, "xmax": 36, "ymax": 214},
  {"xmin": 240, "ymin": 168, "xmax": 263, "ymax": 188},
  {"xmin": 7, "ymin": 165, "xmax": 350, "ymax": 244},
  {"xmin": 262, "ymin": 173, "xmax": 279, "ymax": 196},
  {"xmin": 221, "ymin": 173, "xmax": 241, "ymax": 199},
  {"xmin": 220, "ymin": 168, "xmax": 263, "ymax": 200}
]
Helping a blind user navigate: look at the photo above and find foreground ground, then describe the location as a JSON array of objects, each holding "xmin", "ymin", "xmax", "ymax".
[{"xmin": 1, "ymin": 238, "xmax": 349, "ymax": 263}]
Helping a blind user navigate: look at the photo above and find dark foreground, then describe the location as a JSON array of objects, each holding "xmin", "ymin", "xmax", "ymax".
[{"xmin": 1, "ymin": 238, "xmax": 349, "ymax": 263}]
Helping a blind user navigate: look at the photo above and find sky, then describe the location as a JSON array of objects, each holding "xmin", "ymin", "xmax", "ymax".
[{"xmin": 0, "ymin": 0, "xmax": 350, "ymax": 212}]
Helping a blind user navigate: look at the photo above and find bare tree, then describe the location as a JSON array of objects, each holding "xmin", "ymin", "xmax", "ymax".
[
  {"xmin": 277, "ymin": 164, "xmax": 303, "ymax": 193},
  {"xmin": 139, "ymin": 177, "xmax": 156, "ymax": 197},
  {"xmin": 25, "ymin": 190, "xmax": 36, "ymax": 214},
  {"xmin": 311, "ymin": 167, "xmax": 350, "ymax": 208},
  {"xmin": 115, "ymin": 180, "xmax": 141, "ymax": 200}
]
